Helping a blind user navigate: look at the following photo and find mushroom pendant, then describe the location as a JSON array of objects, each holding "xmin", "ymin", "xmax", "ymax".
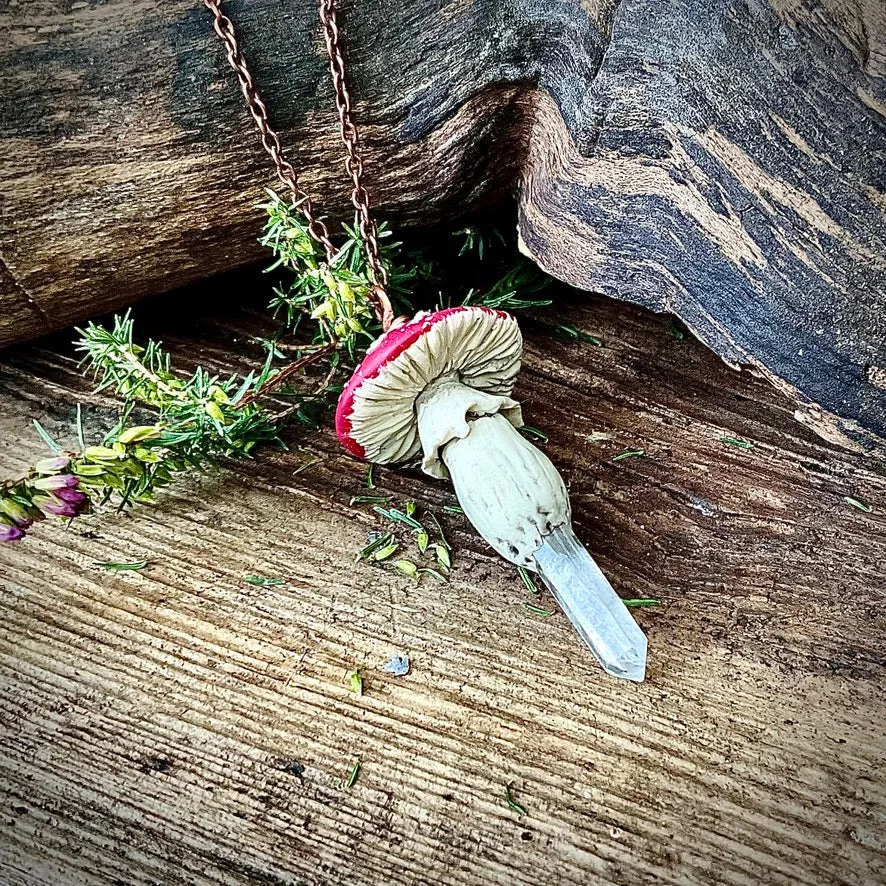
[{"xmin": 336, "ymin": 307, "xmax": 648, "ymax": 682}]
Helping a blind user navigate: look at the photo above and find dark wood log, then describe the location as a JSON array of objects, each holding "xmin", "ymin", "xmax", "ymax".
[{"xmin": 1, "ymin": 0, "xmax": 884, "ymax": 446}]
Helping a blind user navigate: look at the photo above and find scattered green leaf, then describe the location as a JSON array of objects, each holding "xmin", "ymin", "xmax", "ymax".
[
  {"xmin": 517, "ymin": 565, "xmax": 539, "ymax": 595},
  {"xmin": 669, "ymin": 318, "xmax": 687, "ymax": 340},
  {"xmin": 426, "ymin": 511, "xmax": 450, "ymax": 550},
  {"xmin": 405, "ymin": 501, "xmax": 416, "ymax": 517},
  {"xmin": 418, "ymin": 567, "xmax": 448, "ymax": 582},
  {"xmin": 522, "ymin": 602, "xmax": 554, "ymax": 617},
  {"xmin": 365, "ymin": 464, "xmax": 376, "ymax": 489},
  {"xmin": 394, "ymin": 559, "xmax": 418, "ymax": 576},
  {"xmin": 95, "ymin": 560, "xmax": 148, "ymax": 572},
  {"xmin": 374, "ymin": 505, "xmax": 424, "ymax": 531},
  {"xmin": 416, "ymin": 530, "xmax": 429, "ymax": 553},
  {"xmin": 519, "ymin": 426, "xmax": 548, "ymax": 443},
  {"xmin": 434, "ymin": 544, "xmax": 451, "ymax": 571},
  {"xmin": 348, "ymin": 670, "xmax": 363, "ymax": 696},
  {"xmin": 844, "ymin": 496, "xmax": 873, "ymax": 513},
  {"xmin": 505, "ymin": 783, "xmax": 527, "ymax": 815},
  {"xmin": 350, "ymin": 494, "xmax": 392, "ymax": 505},
  {"xmin": 720, "ymin": 437, "xmax": 754, "ymax": 450},
  {"xmin": 346, "ymin": 760, "xmax": 360, "ymax": 788},
  {"xmin": 623, "ymin": 598, "xmax": 660, "ymax": 608},
  {"xmin": 442, "ymin": 504, "xmax": 463, "ymax": 515},
  {"xmin": 244, "ymin": 575, "xmax": 286, "ymax": 586},
  {"xmin": 76, "ymin": 404, "xmax": 87, "ymax": 452},
  {"xmin": 357, "ymin": 533, "xmax": 394, "ymax": 560},
  {"xmin": 32, "ymin": 419, "xmax": 62, "ymax": 453},
  {"xmin": 612, "ymin": 449, "xmax": 645, "ymax": 462},
  {"xmin": 556, "ymin": 324, "xmax": 601, "ymax": 346},
  {"xmin": 373, "ymin": 541, "xmax": 399, "ymax": 562}
]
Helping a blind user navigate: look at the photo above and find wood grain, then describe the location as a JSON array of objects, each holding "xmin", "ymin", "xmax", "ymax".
[
  {"xmin": 0, "ymin": 283, "xmax": 884, "ymax": 885},
  {"xmin": 1, "ymin": 0, "xmax": 884, "ymax": 445}
]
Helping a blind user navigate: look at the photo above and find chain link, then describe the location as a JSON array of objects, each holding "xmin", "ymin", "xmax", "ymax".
[
  {"xmin": 203, "ymin": 0, "xmax": 394, "ymax": 330},
  {"xmin": 317, "ymin": 0, "xmax": 392, "ymax": 330}
]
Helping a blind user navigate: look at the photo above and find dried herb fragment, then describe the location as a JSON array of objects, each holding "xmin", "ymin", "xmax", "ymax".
[
  {"xmin": 505, "ymin": 783, "xmax": 527, "ymax": 815},
  {"xmin": 95, "ymin": 560, "xmax": 148, "ymax": 571},
  {"xmin": 612, "ymin": 450, "xmax": 645, "ymax": 461}
]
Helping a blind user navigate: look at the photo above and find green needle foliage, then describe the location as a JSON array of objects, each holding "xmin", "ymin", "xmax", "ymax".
[{"xmin": 262, "ymin": 191, "xmax": 413, "ymax": 355}]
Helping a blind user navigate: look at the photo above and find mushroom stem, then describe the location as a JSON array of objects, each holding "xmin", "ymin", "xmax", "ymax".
[{"xmin": 416, "ymin": 378, "xmax": 647, "ymax": 682}]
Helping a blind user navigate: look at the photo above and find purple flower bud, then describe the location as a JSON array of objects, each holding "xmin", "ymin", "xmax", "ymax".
[
  {"xmin": 0, "ymin": 524, "xmax": 25, "ymax": 542},
  {"xmin": 38, "ymin": 497, "xmax": 80, "ymax": 518},
  {"xmin": 33, "ymin": 474, "xmax": 79, "ymax": 491},
  {"xmin": 54, "ymin": 488, "xmax": 88, "ymax": 506},
  {"xmin": 1, "ymin": 498, "xmax": 31, "ymax": 525},
  {"xmin": 34, "ymin": 456, "xmax": 71, "ymax": 474}
]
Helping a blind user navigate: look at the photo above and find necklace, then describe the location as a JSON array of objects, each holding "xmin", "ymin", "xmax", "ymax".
[{"xmin": 204, "ymin": 0, "xmax": 649, "ymax": 683}]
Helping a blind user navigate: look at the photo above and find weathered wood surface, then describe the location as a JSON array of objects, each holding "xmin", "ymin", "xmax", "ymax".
[
  {"xmin": 1, "ymin": 285, "xmax": 884, "ymax": 885},
  {"xmin": 1, "ymin": 0, "xmax": 885, "ymax": 445}
]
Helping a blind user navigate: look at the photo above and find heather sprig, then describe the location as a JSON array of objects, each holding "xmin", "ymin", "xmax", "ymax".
[{"xmin": 0, "ymin": 317, "xmax": 283, "ymax": 542}]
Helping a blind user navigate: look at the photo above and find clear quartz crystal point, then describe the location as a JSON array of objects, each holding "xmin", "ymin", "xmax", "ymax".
[{"xmin": 533, "ymin": 525, "xmax": 647, "ymax": 682}]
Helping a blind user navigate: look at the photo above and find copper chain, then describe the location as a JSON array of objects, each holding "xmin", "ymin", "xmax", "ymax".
[{"xmin": 202, "ymin": 0, "xmax": 394, "ymax": 330}]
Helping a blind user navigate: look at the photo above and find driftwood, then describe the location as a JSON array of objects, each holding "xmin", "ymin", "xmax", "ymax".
[
  {"xmin": 1, "ymin": 286, "xmax": 885, "ymax": 885},
  {"xmin": 1, "ymin": 0, "xmax": 885, "ymax": 446}
]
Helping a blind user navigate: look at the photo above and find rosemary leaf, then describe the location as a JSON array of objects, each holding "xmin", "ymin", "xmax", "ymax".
[
  {"xmin": 517, "ymin": 566, "xmax": 539, "ymax": 595},
  {"xmin": 349, "ymin": 494, "xmax": 392, "ymax": 505},
  {"xmin": 519, "ymin": 426, "xmax": 548, "ymax": 443},
  {"xmin": 720, "ymin": 437, "xmax": 754, "ymax": 450},
  {"xmin": 522, "ymin": 602, "xmax": 554, "ymax": 617},
  {"xmin": 612, "ymin": 449, "xmax": 645, "ymax": 462},
  {"xmin": 505, "ymin": 783, "xmax": 527, "ymax": 815},
  {"xmin": 33, "ymin": 420, "xmax": 62, "ymax": 453},
  {"xmin": 94, "ymin": 560, "xmax": 148, "ymax": 571}
]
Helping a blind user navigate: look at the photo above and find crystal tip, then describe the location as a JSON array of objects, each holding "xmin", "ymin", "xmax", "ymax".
[{"xmin": 600, "ymin": 640, "xmax": 647, "ymax": 683}]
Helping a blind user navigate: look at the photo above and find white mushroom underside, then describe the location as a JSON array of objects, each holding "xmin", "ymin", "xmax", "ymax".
[{"xmin": 346, "ymin": 310, "xmax": 522, "ymax": 463}]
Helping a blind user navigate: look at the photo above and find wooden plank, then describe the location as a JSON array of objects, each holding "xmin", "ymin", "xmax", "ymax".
[{"xmin": 0, "ymin": 288, "xmax": 884, "ymax": 885}]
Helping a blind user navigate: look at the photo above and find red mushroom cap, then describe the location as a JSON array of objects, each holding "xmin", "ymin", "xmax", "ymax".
[{"xmin": 335, "ymin": 306, "xmax": 522, "ymax": 462}]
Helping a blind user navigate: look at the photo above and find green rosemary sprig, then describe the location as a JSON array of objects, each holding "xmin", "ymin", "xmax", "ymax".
[{"xmin": 262, "ymin": 191, "xmax": 410, "ymax": 356}]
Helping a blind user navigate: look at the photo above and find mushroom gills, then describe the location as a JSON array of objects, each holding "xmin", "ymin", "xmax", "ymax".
[{"xmin": 417, "ymin": 384, "xmax": 647, "ymax": 682}]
